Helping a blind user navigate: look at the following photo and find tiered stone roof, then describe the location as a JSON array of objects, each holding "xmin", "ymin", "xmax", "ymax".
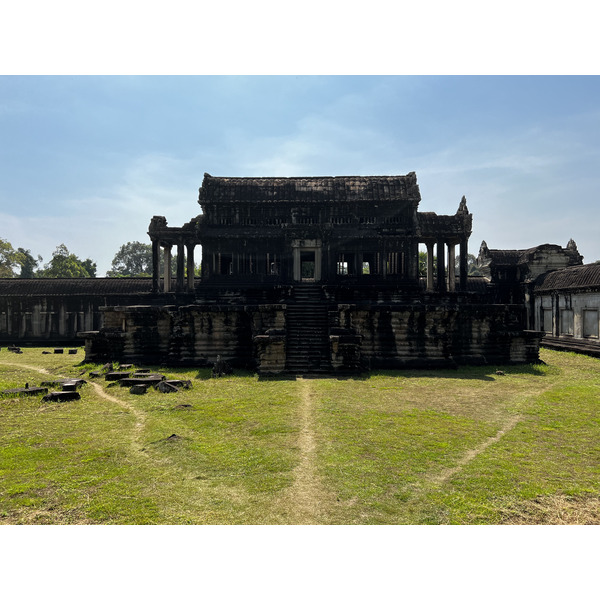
[
  {"xmin": 0, "ymin": 278, "xmax": 153, "ymax": 296},
  {"xmin": 535, "ymin": 263, "xmax": 600, "ymax": 292},
  {"xmin": 198, "ymin": 173, "xmax": 421, "ymax": 204}
]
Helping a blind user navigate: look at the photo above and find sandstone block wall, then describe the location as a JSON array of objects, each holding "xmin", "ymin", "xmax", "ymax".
[
  {"xmin": 337, "ymin": 302, "xmax": 539, "ymax": 369},
  {"xmin": 84, "ymin": 303, "xmax": 286, "ymax": 369}
]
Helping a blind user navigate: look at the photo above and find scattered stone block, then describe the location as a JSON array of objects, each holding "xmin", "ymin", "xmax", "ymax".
[
  {"xmin": 157, "ymin": 381, "xmax": 180, "ymax": 393},
  {"xmin": 8, "ymin": 346, "xmax": 23, "ymax": 354},
  {"xmin": 42, "ymin": 391, "xmax": 81, "ymax": 402},
  {"xmin": 119, "ymin": 375, "xmax": 164, "ymax": 387},
  {"xmin": 1, "ymin": 386, "xmax": 48, "ymax": 397},
  {"xmin": 164, "ymin": 379, "xmax": 192, "ymax": 390},
  {"xmin": 41, "ymin": 378, "xmax": 87, "ymax": 389},
  {"xmin": 132, "ymin": 372, "xmax": 164, "ymax": 379},
  {"xmin": 119, "ymin": 363, "xmax": 134, "ymax": 370},
  {"xmin": 130, "ymin": 384, "xmax": 149, "ymax": 395},
  {"xmin": 212, "ymin": 355, "xmax": 232, "ymax": 377},
  {"xmin": 105, "ymin": 371, "xmax": 132, "ymax": 381}
]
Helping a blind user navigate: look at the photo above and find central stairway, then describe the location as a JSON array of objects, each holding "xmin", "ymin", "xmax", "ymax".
[{"xmin": 285, "ymin": 284, "xmax": 332, "ymax": 374}]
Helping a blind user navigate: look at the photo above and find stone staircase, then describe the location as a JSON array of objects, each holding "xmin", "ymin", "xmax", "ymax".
[{"xmin": 285, "ymin": 284, "xmax": 332, "ymax": 374}]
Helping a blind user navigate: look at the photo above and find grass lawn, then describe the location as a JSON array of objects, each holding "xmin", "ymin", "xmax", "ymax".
[{"xmin": 1, "ymin": 347, "xmax": 599, "ymax": 524}]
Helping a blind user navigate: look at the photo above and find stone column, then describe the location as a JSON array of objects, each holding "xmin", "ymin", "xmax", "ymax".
[
  {"xmin": 293, "ymin": 246, "xmax": 301, "ymax": 281},
  {"xmin": 460, "ymin": 238, "xmax": 468, "ymax": 291},
  {"xmin": 410, "ymin": 241, "xmax": 419, "ymax": 280},
  {"xmin": 152, "ymin": 239, "xmax": 160, "ymax": 293},
  {"xmin": 176, "ymin": 243, "xmax": 185, "ymax": 292},
  {"xmin": 186, "ymin": 244, "xmax": 195, "ymax": 291},
  {"xmin": 448, "ymin": 243, "xmax": 456, "ymax": 292},
  {"xmin": 426, "ymin": 242, "xmax": 435, "ymax": 291},
  {"xmin": 314, "ymin": 246, "xmax": 322, "ymax": 281},
  {"xmin": 163, "ymin": 244, "xmax": 172, "ymax": 293},
  {"xmin": 436, "ymin": 240, "xmax": 446, "ymax": 292}
]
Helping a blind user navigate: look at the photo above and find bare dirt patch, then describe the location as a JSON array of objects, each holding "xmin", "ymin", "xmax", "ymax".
[{"xmin": 501, "ymin": 494, "xmax": 600, "ymax": 524}]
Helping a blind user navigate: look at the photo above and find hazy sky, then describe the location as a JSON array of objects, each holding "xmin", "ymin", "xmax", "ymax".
[{"xmin": 1, "ymin": 75, "xmax": 599, "ymax": 275}]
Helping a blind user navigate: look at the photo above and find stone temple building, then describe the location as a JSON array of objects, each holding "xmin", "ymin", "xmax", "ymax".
[
  {"xmin": 78, "ymin": 172, "xmax": 543, "ymax": 373},
  {"xmin": 2, "ymin": 171, "xmax": 597, "ymax": 372}
]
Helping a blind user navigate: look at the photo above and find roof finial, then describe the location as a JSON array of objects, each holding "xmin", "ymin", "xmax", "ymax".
[{"xmin": 457, "ymin": 195, "xmax": 468, "ymax": 215}]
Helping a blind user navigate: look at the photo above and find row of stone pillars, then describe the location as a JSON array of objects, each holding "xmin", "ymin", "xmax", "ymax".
[
  {"xmin": 152, "ymin": 240, "xmax": 196, "ymax": 293},
  {"xmin": 424, "ymin": 239, "xmax": 468, "ymax": 292}
]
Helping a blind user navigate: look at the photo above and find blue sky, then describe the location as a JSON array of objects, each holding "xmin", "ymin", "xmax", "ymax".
[{"xmin": 1, "ymin": 75, "xmax": 599, "ymax": 275}]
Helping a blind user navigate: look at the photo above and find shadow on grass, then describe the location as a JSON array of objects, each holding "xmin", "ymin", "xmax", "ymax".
[
  {"xmin": 258, "ymin": 362, "xmax": 549, "ymax": 382},
  {"xmin": 370, "ymin": 361, "xmax": 548, "ymax": 382},
  {"xmin": 64, "ymin": 355, "xmax": 549, "ymax": 384}
]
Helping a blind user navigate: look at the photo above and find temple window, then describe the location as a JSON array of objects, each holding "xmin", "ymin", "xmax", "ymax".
[
  {"xmin": 218, "ymin": 253, "xmax": 233, "ymax": 275},
  {"xmin": 583, "ymin": 309, "xmax": 599, "ymax": 338},
  {"xmin": 362, "ymin": 253, "xmax": 379, "ymax": 275},
  {"xmin": 386, "ymin": 252, "xmax": 400, "ymax": 275},
  {"xmin": 560, "ymin": 309, "xmax": 574, "ymax": 335},
  {"xmin": 541, "ymin": 308, "xmax": 553, "ymax": 333}
]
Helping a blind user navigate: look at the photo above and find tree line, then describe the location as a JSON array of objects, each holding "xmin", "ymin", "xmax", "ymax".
[{"xmin": 0, "ymin": 238, "xmax": 177, "ymax": 278}]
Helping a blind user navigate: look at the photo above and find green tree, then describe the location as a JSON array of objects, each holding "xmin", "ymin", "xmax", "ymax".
[
  {"xmin": 15, "ymin": 247, "xmax": 42, "ymax": 278},
  {"xmin": 107, "ymin": 241, "xmax": 200, "ymax": 278},
  {"xmin": 107, "ymin": 241, "xmax": 155, "ymax": 277},
  {"xmin": 81, "ymin": 258, "xmax": 97, "ymax": 278},
  {"xmin": 0, "ymin": 238, "xmax": 18, "ymax": 277},
  {"xmin": 418, "ymin": 251, "xmax": 437, "ymax": 277},
  {"xmin": 39, "ymin": 244, "xmax": 96, "ymax": 278}
]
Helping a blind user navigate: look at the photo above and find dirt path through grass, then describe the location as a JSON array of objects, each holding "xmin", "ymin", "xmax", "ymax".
[
  {"xmin": 4, "ymin": 361, "xmax": 51, "ymax": 377},
  {"xmin": 4, "ymin": 361, "xmax": 146, "ymax": 449},
  {"xmin": 430, "ymin": 414, "xmax": 521, "ymax": 485},
  {"xmin": 88, "ymin": 382, "xmax": 146, "ymax": 431},
  {"xmin": 275, "ymin": 377, "xmax": 332, "ymax": 523},
  {"xmin": 426, "ymin": 375, "xmax": 561, "ymax": 488}
]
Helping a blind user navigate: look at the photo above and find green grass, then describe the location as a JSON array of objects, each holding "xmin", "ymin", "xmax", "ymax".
[{"xmin": 1, "ymin": 347, "xmax": 599, "ymax": 524}]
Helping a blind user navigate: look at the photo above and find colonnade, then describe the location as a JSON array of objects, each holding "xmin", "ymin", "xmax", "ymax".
[
  {"xmin": 423, "ymin": 239, "xmax": 469, "ymax": 292},
  {"xmin": 149, "ymin": 234, "xmax": 469, "ymax": 293},
  {"xmin": 151, "ymin": 240, "xmax": 197, "ymax": 293}
]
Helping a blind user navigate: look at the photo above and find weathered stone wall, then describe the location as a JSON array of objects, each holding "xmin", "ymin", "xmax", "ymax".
[
  {"xmin": 0, "ymin": 278, "xmax": 153, "ymax": 345},
  {"xmin": 526, "ymin": 245, "xmax": 583, "ymax": 281},
  {"xmin": 251, "ymin": 304, "xmax": 287, "ymax": 374},
  {"xmin": 0, "ymin": 295, "xmax": 100, "ymax": 343},
  {"xmin": 536, "ymin": 291, "xmax": 600, "ymax": 343},
  {"xmin": 337, "ymin": 302, "xmax": 540, "ymax": 369},
  {"xmin": 83, "ymin": 303, "xmax": 286, "ymax": 370}
]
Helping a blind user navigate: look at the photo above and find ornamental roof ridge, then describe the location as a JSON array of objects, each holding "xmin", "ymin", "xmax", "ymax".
[
  {"xmin": 202, "ymin": 173, "xmax": 417, "ymax": 182},
  {"xmin": 198, "ymin": 172, "xmax": 421, "ymax": 204}
]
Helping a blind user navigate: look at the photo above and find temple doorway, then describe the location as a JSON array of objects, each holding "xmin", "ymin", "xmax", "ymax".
[
  {"xmin": 292, "ymin": 239, "xmax": 322, "ymax": 282},
  {"xmin": 301, "ymin": 251, "xmax": 315, "ymax": 281}
]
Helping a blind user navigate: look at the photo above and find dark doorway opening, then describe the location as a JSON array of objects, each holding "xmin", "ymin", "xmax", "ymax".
[{"xmin": 301, "ymin": 251, "xmax": 315, "ymax": 280}]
